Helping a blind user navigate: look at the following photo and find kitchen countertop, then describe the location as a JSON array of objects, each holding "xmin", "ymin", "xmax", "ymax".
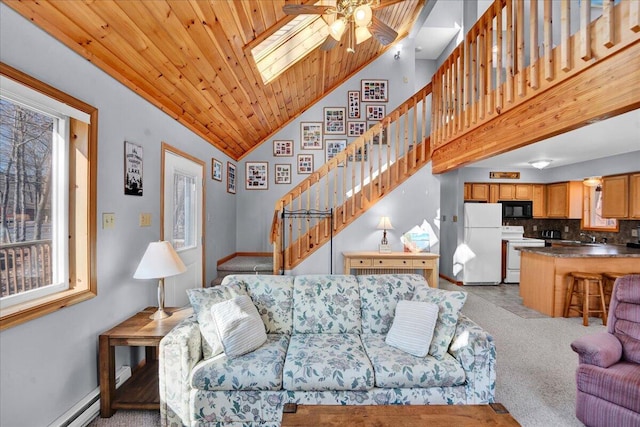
[{"xmin": 518, "ymin": 244, "xmax": 640, "ymax": 258}]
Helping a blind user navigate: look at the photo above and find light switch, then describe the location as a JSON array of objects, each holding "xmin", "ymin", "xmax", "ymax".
[
  {"xmin": 564, "ymin": 226, "xmax": 569, "ymax": 233},
  {"xmin": 102, "ymin": 213, "xmax": 115, "ymax": 229},
  {"xmin": 453, "ymin": 215, "xmax": 458, "ymax": 222},
  {"xmin": 139, "ymin": 213, "xmax": 152, "ymax": 227}
]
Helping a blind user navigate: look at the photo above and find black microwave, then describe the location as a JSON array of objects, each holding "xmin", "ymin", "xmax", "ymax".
[{"xmin": 501, "ymin": 200, "xmax": 533, "ymax": 219}]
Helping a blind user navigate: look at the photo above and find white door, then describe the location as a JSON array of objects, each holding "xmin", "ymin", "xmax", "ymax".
[{"xmin": 162, "ymin": 147, "xmax": 205, "ymax": 307}]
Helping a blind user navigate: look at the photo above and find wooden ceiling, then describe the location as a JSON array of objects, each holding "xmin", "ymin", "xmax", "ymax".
[{"xmin": 4, "ymin": 0, "xmax": 424, "ymax": 160}]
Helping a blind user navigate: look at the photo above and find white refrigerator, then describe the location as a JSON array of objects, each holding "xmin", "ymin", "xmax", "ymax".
[{"xmin": 463, "ymin": 203, "xmax": 502, "ymax": 285}]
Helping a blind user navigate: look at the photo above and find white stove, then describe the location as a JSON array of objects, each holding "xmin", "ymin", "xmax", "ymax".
[{"xmin": 501, "ymin": 226, "xmax": 546, "ymax": 283}]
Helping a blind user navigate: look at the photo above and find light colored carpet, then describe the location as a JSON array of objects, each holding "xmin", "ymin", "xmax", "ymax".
[{"xmin": 90, "ymin": 278, "xmax": 603, "ymax": 426}]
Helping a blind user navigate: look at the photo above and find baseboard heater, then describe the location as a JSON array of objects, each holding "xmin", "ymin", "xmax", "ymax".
[{"xmin": 48, "ymin": 365, "xmax": 132, "ymax": 427}]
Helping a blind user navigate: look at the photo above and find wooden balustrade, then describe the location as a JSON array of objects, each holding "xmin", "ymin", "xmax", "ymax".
[
  {"xmin": 431, "ymin": 0, "xmax": 640, "ymax": 173},
  {"xmin": 0, "ymin": 240, "xmax": 52, "ymax": 298},
  {"xmin": 271, "ymin": 84, "xmax": 433, "ymax": 273}
]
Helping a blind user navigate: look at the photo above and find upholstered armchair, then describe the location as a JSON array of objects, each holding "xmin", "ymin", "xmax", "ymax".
[{"xmin": 570, "ymin": 274, "xmax": 640, "ymax": 427}]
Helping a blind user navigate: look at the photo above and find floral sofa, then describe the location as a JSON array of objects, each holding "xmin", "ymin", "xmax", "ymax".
[{"xmin": 159, "ymin": 274, "xmax": 496, "ymax": 426}]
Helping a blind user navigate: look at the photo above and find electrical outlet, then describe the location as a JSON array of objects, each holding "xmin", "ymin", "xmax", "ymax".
[
  {"xmin": 533, "ymin": 225, "xmax": 537, "ymax": 231},
  {"xmin": 139, "ymin": 213, "xmax": 152, "ymax": 227},
  {"xmin": 632, "ymin": 229, "xmax": 639, "ymax": 238},
  {"xmin": 564, "ymin": 226, "xmax": 569, "ymax": 233},
  {"xmin": 102, "ymin": 213, "xmax": 115, "ymax": 229}
]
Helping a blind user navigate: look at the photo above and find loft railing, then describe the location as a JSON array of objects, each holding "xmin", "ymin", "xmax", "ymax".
[
  {"xmin": 271, "ymin": 83, "xmax": 433, "ymax": 273},
  {"xmin": 431, "ymin": 0, "xmax": 640, "ymax": 158},
  {"xmin": 0, "ymin": 240, "xmax": 52, "ymax": 298}
]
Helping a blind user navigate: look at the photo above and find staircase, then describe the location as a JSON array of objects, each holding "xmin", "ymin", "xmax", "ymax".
[
  {"xmin": 212, "ymin": 255, "xmax": 274, "ymax": 286},
  {"xmin": 271, "ymin": 84, "xmax": 433, "ymax": 273}
]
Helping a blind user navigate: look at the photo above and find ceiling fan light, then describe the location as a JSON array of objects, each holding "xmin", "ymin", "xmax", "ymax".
[
  {"xmin": 355, "ymin": 26, "xmax": 372, "ymax": 44},
  {"xmin": 329, "ymin": 18, "xmax": 347, "ymax": 41},
  {"xmin": 354, "ymin": 4, "xmax": 373, "ymax": 27}
]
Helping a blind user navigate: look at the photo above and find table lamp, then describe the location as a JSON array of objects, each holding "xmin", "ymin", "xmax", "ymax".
[
  {"xmin": 376, "ymin": 216, "xmax": 394, "ymax": 253},
  {"xmin": 134, "ymin": 241, "xmax": 186, "ymax": 320}
]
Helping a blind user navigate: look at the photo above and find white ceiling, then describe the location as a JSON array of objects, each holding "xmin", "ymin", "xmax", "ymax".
[{"xmin": 413, "ymin": 0, "xmax": 640, "ymax": 169}]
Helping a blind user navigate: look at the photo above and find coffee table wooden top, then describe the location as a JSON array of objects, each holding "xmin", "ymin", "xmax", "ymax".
[{"xmin": 281, "ymin": 403, "xmax": 520, "ymax": 427}]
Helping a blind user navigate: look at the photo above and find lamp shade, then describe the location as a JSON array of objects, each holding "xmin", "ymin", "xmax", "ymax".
[
  {"xmin": 355, "ymin": 26, "xmax": 372, "ymax": 44},
  {"xmin": 133, "ymin": 241, "xmax": 186, "ymax": 280},
  {"xmin": 376, "ymin": 216, "xmax": 394, "ymax": 230},
  {"xmin": 353, "ymin": 4, "xmax": 373, "ymax": 27},
  {"xmin": 329, "ymin": 18, "xmax": 347, "ymax": 41}
]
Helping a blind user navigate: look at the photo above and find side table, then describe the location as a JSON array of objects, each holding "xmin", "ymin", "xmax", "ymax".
[{"xmin": 99, "ymin": 306, "xmax": 192, "ymax": 417}]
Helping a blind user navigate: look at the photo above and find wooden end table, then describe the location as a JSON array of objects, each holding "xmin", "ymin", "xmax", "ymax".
[
  {"xmin": 281, "ymin": 403, "xmax": 520, "ymax": 426},
  {"xmin": 99, "ymin": 306, "xmax": 192, "ymax": 417}
]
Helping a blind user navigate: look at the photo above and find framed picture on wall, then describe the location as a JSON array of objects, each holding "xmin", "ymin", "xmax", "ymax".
[
  {"xmin": 274, "ymin": 163, "xmax": 291, "ymax": 184},
  {"xmin": 347, "ymin": 90, "xmax": 360, "ymax": 119},
  {"xmin": 212, "ymin": 158, "xmax": 222, "ymax": 181},
  {"xmin": 124, "ymin": 141, "xmax": 143, "ymax": 196},
  {"xmin": 297, "ymin": 154, "xmax": 313, "ymax": 174},
  {"xmin": 347, "ymin": 121, "xmax": 367, "ymax": 137},
  {"xmin": 300, "ymin": 122, "xmax": 323, "ymax": 150},
  {"xmin": 273, "ymin": 140, "xmax": 293, "ymax": 157},
  {"xmin": 227, "ymin": 162, "xmax": 236, "ymax": 194},
  {"xmin": 245, "ymin": 161, "xmax": 268, "ymax": 190},
  {"xmin": 368, "ymin": 122, "xmax": 388, "ymax": 145},
  {"xmin": 326, "ymin": 139, "xmax": 347, "ymax": 166},
  {"xmin": 366, "ymin": 104, "xmax": 386, "ymax": 121},
  {"xmin": 323, "ymin": 107, "xmax": 346, "ymax": 135},
  {"xmin": 361, "ymin": 79, "xmax": 388, "ymax": 102},
  {"xmin": 348, "ymin": 144, "xmax": 368, "ymax": 162}
]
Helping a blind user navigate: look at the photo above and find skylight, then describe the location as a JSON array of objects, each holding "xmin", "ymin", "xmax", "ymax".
[{"xmin": 252, "ymin": 13, "xmax": 330, "ymax": 85}]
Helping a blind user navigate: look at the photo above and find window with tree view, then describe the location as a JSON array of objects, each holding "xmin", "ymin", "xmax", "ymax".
[{"xmin": 0, "ymin": 63, "xmax": 97, "ymax": 330}]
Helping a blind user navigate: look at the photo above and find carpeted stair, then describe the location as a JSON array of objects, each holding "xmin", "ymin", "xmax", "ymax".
[{"xmin": 212, "ymin": 255, "xmax": 274, "ymax": 286}]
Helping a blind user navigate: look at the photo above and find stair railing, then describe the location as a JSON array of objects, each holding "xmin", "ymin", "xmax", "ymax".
[{"xmin": 271, "ymin": 83, "xmax": 432, "ymax": 273}]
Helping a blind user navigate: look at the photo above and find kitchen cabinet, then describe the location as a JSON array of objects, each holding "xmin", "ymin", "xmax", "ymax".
[
  {"xmin": 546, "ymin": 181, "xmax": 582, "ymax": 218},
  {"xmin": 532, "ymin": 184, "xmax": 546, "ymax": 218},
  {"xmin": 489, "ymin": 184, "xmax": 500, "ymax": 203},
  {"xmin": 630, "ymin": 173, "xmax": 640, "ymax": 219},
  {"xmin": 601, "ymin": 174, "xmax": 629, "ymax": 218},
  {"xmin": 464, "ymin": 183, "xmax": 489, "ymax": 202},
  {"xmin": 498, "ymin": 184, "xmax": 533, "ymax": 201}
]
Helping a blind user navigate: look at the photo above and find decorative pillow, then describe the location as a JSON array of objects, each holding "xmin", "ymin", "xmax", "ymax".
[
  {"xmin": 413, "ymin": 286, "xmax": 468, "ymax": 360},
  {"xmin": 187, "ymin": 283, "xmax": 247, "ymax": 359},
  {"xmin": 210, "ymin": 295, "xmax": 267, "ymax": 358},
  {"xmin": 385, "ymin": 300, "xmax": 439, "ymax": 357}
]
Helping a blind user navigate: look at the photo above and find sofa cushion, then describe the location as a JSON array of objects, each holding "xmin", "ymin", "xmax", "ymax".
[
  {"xmin": 385, "ymin": 300, "xmax": 439, "ymax": 357},
  {"xmin": 187, "ymin": 282, "xmax": 247, "ymax": 359},
  {"xmin": 358, "ymin": 274, "xmax": 467, "ymax": 360},
  {"xmin": 222, "ymin": 275, "xmax": 294, "ymax": 334},
  {"xmin": 576, "ymin": 361, "xmax": 640, "ymax": 414},
  {"xmin": 210, "ymin": 295, "xmax": 267, "ymax": 358},
  {"xmin": 283, "ymin": 334, "xmax": 374, "ymax": 391},
  {"xmin": 292, "ymin": 275, "xmax": 361, "ymax": 334},
  {"xmin": 362, "ymin": 334, "xmax": 466, "ymax": 388},
  {"xmin": 190, "ymin": 334, "xmax": 289, "ymax": 391},
  {"xmin": 413, "ymin": 284, "xmax": 467, "ymax": 360},
  {"xmin": 608, "ymin": 275, "xmax": 640, "ymax": 364}
]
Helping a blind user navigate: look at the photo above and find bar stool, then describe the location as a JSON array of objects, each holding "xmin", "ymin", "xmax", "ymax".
[
  {"xmin": 602, "ymin": 272, "xmax": 627, "ymax": 309},
  {"xmin": 563, "ymin": 272, "xmax": 607, "ymax": 326}
]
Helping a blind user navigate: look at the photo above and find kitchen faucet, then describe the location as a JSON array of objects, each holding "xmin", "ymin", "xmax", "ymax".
[{"xmin": 580, "ymin": 232, "xmax": 596, "ymax": 243}]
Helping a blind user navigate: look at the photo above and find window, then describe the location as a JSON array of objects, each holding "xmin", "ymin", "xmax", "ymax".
[
  {"xmin": 0, "ymin": 63, "xmax": 97, "ymax": 330},
  {"xmin": 582, "ymin": 182, "xmax": 618, "ymax": 231}
]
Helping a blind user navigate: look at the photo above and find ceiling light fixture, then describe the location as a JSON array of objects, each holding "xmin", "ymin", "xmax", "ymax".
[
  {"xmin": 528, "ymin": 159, "xmax": 552, "ymax": 169},
  {"xmin": 329, "ymin": 18, "xmax": 347, "ymax": 41},
  {"xmin": 583, "ymin": 176, "xmax": 602, "ymax": 187}
]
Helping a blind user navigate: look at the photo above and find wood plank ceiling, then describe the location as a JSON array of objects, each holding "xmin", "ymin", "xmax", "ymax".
[{"xmin": 4, "ymin": 0, "xmax": 424, "ymax": 160}]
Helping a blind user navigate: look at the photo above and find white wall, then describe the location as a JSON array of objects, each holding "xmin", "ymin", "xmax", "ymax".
[
  {"xmin": 0, "ymin": 5, "xmax": 236, "ymax": 426},
  {"xmin": 237, "ymin": 39, "xmax": 424, "ymax": 253}
]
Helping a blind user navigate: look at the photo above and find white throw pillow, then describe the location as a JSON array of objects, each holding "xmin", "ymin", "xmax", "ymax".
[
  {"xmin": 210, "ymin": 295, "xmax": 267, "ymax": 358},
  {"xmin": 385, "ymin": 300, "xmax": 439, "ymax": 357}
]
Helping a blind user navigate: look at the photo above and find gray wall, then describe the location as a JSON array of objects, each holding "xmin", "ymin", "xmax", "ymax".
[{"xmin": 0, "ymin": 5, "xmax": 236, "ymax": 426}]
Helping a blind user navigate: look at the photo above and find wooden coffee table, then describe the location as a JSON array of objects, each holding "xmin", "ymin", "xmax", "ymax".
[{"xmin": 281, "ymin": 403, "xmax": 520, "ymax": 426}]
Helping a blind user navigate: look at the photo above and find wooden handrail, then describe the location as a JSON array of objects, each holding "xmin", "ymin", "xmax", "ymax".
[{"xmin": 271, "ymin": 83, "xmax": 433, "ymax": 273}]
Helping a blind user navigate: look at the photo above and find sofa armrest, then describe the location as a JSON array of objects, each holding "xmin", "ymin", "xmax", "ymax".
[
  {"xmin": 159, "ymin": 314, "xmax": 202, "ymax": 427},
  {"xmin": 571, "ymin": 332, "xmax": 622, "ymax": 368},
  {"xmin": 448, "ymin": 313, "xmax": 496, "ymax": 404}
]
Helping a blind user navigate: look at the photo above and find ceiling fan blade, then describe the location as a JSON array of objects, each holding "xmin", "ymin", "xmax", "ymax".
[
  {"xmin": 370, "ymin": 15, "xmax": 398, "ymax": 46},
  {"xmin": 282, "ymin": 4, "xmax": 332, "ymax": 15},
  {"xmin": 319, "ymin": 35, "xmax": 339, "ymax": 51}
]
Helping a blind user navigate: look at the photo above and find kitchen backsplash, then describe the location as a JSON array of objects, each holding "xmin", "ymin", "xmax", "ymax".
[{"xmin": 503, "ymin": 218, "xmax": 640, "ymax": 245}]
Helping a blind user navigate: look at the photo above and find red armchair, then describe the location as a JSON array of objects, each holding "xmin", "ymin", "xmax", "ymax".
[{"xmin": 570, "ymin": 274, "xmax": 640, "ymax": 427}]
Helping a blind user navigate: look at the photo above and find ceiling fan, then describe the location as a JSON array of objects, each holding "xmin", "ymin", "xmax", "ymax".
[{"xmin": 282, "ymin": 0, "xmax": 401, "ymax": 53}]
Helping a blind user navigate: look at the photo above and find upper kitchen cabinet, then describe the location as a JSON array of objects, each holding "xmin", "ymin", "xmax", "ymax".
[
  {"xmin": 602, "ymin": 172, "xmax": 640, "ymax": 219},
  {"xmin": 499, "ymin": 184, "xmax": 533, "ymax": 201},
  {"xmin": 532, "ymin": 184, "xmax": 546, "ymax": 218},
  {"xmin": 547, "ymin": 181, "xmax": 583, "ymax": 218},
  {"xmin": 602, "ymin": 174, "xmax": 629, "ymax": 218},
  {"xmin": 464, "ymin": 183, "xmax": 489, "ymax": 202}
]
